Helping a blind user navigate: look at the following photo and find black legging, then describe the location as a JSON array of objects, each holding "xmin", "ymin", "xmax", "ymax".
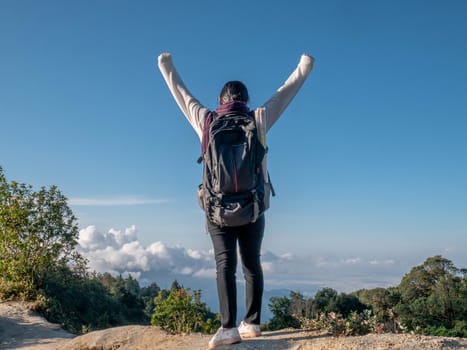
[{"xmin": 207, "ymin": 214, "xmax": 265, "ymax": 328}]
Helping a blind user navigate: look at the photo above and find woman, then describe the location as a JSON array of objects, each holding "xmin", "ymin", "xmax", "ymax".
[{"xmin": 158, "ymin": 52, "xmax": 314, "ymax": 349}]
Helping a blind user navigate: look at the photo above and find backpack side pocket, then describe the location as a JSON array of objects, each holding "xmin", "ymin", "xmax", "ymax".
[{"xmin": 197, "ymin": 184, "xmax": 205, "ymax": 210}]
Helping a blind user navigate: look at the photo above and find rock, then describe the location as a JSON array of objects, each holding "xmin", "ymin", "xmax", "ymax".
[{"xmin": 55, "ymin": 326, "xmax": 467, "ymax": 350}]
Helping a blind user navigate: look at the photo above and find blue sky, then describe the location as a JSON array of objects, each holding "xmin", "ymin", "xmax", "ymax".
[{"xmin": 1, "ymin": 0, "xmax": 466, "ymax": 304}]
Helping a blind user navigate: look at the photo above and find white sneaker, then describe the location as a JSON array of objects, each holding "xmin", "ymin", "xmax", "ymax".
[
  {"xmin": 208, "ymin": 327, "xmax": 241, "ymax": 349},
  {"xmin": 238, "ymin": 321, "xmax": 261, "ymax": 338}
]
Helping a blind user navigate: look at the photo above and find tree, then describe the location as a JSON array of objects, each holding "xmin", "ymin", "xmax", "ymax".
[
  {"xmin": 111, "ymin": 274, "xmax": 145, "ymax": 322},
  {"xmin": 288, "ymin": 291, "xmax": 306, "ymax": 317},
  {"xmin": 395, "ymin": 255, "xmax": 466, "ymax": 335},
  {"xmin": 140, "ymin": 282, "xmax": 161, "ymax": 318},
  {"xmin": 268, "ymin": 295, "xmax": 301, "ymax": 330},
  {"xmin": 307, "ymin": 288, "xmax": 367, "ymax": 318},
  {"xmin": 0, "ymin": 167, "xmax": 86, "ymax": 299},
  {"xmin": 354, "ymin": 288, "xmax": 400, "ymax": 318},
  {"xmin": 398, "ymin": 256, "xmax": 457, "ymax": 301},
  {"xmin": 334, "ymin": 293, "xmax": 366, "ymax": 318},
  {"xmin": 353, "ymin": 287, "xmax": 401, "ymax": 332},
  {"xmin": 313, "ymin": 287, "xmax": 338, "ymax": 314},
  {"xmin": 94, "ymin": 273, "xmax": 148, "ymax": 323}
]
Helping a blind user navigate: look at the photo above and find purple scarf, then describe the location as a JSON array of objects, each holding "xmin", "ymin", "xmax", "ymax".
[
  {"xmin": 201, "ymin": 101, "xmax": 251, "ymax": 156},
  {"xmin": 215, "ymin": 101, "xmax": 250, "ymax": 116}
]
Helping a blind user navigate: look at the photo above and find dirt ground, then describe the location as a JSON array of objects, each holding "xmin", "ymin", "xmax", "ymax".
[
  {"xmin": 0, "ymin": 301, "xmax": 73, "ymax": 350},
  {"xmin": 1, "ymin": 301, "xmax": 466, "ymax": 350}
]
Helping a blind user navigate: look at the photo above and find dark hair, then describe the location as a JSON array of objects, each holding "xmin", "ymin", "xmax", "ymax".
[{"xmin": 219, "ymin": 81, "xmax": 249, "ymax": 104}]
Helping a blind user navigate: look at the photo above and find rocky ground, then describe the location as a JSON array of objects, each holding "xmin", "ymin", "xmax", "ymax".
[
  {"xmin": 0, "ymin": 301, "xmax": 73, "ymax": 350},
  {"xmin": 1, "ymin": 301, "xmax": 466, "ymax": 350}
]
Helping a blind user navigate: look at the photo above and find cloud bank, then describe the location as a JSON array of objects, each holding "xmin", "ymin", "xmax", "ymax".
[
  {"xmin": 77, "ymin": 225, "xmax": 403, "ymax": 293},
  {"xmin": 77, "ymin": 225, "xmax": 411, "ymax": 320}
]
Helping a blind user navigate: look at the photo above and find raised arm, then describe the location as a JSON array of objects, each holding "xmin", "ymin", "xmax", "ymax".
[
  {"xmin": 157, "ymin": 53, "xmax": 209, "ymax": 140},
  {"xmin": 261, "ymin": 54, "xmax": 314, "ymax": 131}
]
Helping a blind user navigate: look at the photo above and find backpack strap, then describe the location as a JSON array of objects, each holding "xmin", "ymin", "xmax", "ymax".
[{"xmin": 197, "ymin": 111, "xmax": 215, "ymax": 164}]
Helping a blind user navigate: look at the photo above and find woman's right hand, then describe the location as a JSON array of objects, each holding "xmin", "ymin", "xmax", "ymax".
[
  {"xmin": 158, "ymin": 52, "xmax": 172, "ymax": 64},
  {"xmin": 302, "ymin": 53, "xmax": 314, "ymax": 62}
]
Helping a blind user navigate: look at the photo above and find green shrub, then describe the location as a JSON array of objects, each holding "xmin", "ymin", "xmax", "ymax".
[
  {"xmin": 151, "ymin": 286, "xmax": 220, "ymax": 334},
  {"xmin": 299, "ymin": 311, "xmax": 378, "ymax": 336},
  {"xmin": 267, "ymin": 295, "xmax": 301, "ymax": 330},
  {"xmin": 420, "ymin": 321, "xmax": 466, "ymax": 338}
]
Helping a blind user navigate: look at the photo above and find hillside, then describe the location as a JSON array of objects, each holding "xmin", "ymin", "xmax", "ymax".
[{"xmin": 1, "ymin": 302, "xmax": 466, "ymax": 350}]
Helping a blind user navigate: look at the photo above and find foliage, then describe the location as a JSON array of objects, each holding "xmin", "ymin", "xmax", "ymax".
[
  {"xmin": 99, "ymin": 273, "xmax": 146, "ymax": 323},
  {"xmin": 421, "ymin": 321, "xmax": 466, "ymax": 338},
  {"xmin": 267, "ymin": 295, "xmax": 301, "ymax": 330},
  {"xmin": 394, "ymin": 255, "xmax": 467, "ymax": 337},
  {"xmin": 37, "ymin": 269, "xmax": 124, "ymax": 333},
  {"xmin": 289, "ymin": 291, "xmax": 314, "ymax": 319},
  {"xmin": 268, "ymin": 289, "xmax": 370, "ymax": 333},
  {"xmin": 36, "ymin": 270, "xmax": 158, "ymax": 334},
  {"xmin": 267, "ymin": 256, "xmax": 466, "ymax": 338},
  {"xmin": 0, "ymin": 167, "xmax": 86, "ymax": 299},
  {"xmin": 0, "ymin": 168, "xmax": 218, "ymax": 335},
  {"xmin": 150, "ymin": 283, "xmax": 220, "ymax": 334},
  {"xmin": 0, "ymin": 168, "xmax": 164, "ymax": 333},
  {"xmin": 299, "ymin": 311, "xmax": 377, "ymax": 336},
  {"xmin": 313, "ymin": 288, "xmax": 338, "ymax": 314},
  {"xmin": 139, "ymin": 282, "xmax": 161, "ymax": 318},
  {"xmin": 312, "ymin": 288, "xmax": 367, "ymax": 318},
  {"xmin": 352, "ymin": 287, "xmax": 401, "ymax": 333}
]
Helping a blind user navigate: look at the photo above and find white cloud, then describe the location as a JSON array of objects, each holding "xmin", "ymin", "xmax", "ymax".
[
  {"xmin": 78, "ymin": 225, "xmax": 107, "ymax": 250},
  {"xmin": 261, "ymin": 261, "xmax": 275, "ymax": 273},
  {"xmin": 369, "ymin": 259, "xmax": 395, "ymax": 265},
  {"xmin": 193, "ymin": 268, "xmax": 216, "ymax": 279},
  {"xmin": 279, "ymin": 252, "xmax": 295, "ymax": 261},
  {"xmin": 69, "ymin": 196, "xmax": 168, "ymax": 206},
  {"xmin": 341, "ymin": 257, "xmax": 362, "ymax": 265},
  {"xmin": 177, "ymin": 267, "xmax": 195, "ymax": 275},
  {"xmin": 77, "ymin": 225, "xmax": 215, "ymax": 286},
  {"xmin": 78, "ymin": 225, "xmax": 140, "ymax": 250},
  {"xmin": 187, "ymin": 249, "xmax": 205, "ymax": 260},
  {"xmin": 147, "ymin": 241, "xmax": 171, "ymax": 259}
]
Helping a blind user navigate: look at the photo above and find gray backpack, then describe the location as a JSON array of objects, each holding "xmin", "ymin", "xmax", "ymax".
[{"xmin": 197, "ymin": 111, "xmax": 272, "ymax": 227}]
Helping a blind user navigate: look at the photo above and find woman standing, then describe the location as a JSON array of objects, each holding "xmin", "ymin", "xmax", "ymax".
[{"xmin": 158, "ymin": 52, "xmax": 314, "ymax": 349}]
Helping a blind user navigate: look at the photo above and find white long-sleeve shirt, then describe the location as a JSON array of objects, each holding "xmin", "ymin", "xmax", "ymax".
[
  {"xmin": 157, "ymin": 53, "xmax": 314, "ymax": 140},
  {"xmin": 157, "ymin": 53, "xmax": 314, "ymax": 188}
]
